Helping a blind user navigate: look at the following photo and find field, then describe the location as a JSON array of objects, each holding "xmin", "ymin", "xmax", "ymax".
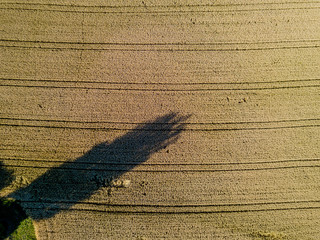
[{"xmin": 1, "ymin": 0, "xmax": 320, "ymax": 239}]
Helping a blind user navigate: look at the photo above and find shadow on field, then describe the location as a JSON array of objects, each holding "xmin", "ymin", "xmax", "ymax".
[
  {"xmin": 0, "ymin": 161, "xmax": 19, "ymax": 239},
  {"xmin": 0, "ymin": 161, "xmax": 14, "ymax": 190},
  {"xmin": 4, "ymin": 112, "xmax": 189, "ymax": 237}
]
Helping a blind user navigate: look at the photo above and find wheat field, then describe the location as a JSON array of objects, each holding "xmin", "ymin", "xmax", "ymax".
[{"xmin": 1, "ymin": 1, "xmax": 320, "ymax": 239}]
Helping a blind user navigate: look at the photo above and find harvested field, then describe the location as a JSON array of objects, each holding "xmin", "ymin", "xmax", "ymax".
[{"xmin": 1, "ymin": 0, "xmax": 320, "ymax": 239}]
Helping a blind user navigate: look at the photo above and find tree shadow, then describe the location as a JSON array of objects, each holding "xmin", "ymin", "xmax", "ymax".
[
  {"xmin": 4, "ymin": 112, "xmax": 189, "ymax": 237},
  {"xmin": 0, "ymin": 161, "xmax": 17, "ymax": 238},
  {"xmin": 0, "ymin": 161, "xmax": 14, "ymax": 191}
]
